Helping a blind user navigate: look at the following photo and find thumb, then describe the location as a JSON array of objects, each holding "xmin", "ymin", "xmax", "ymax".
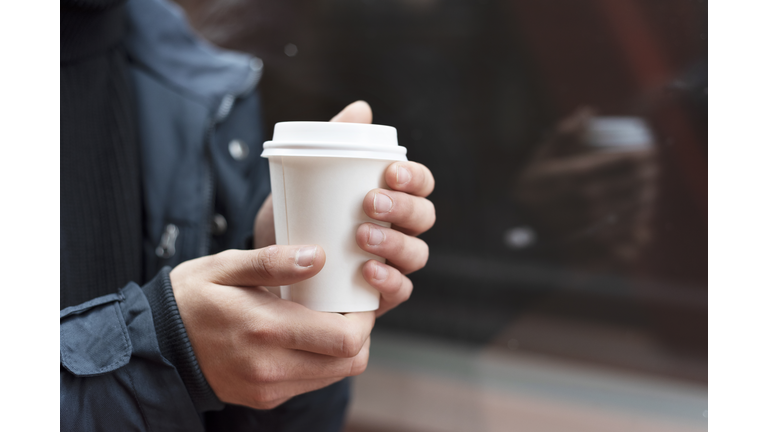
[
  {"xmin": 209, "ymin": 245, "xmax": 326, "ymax": 287},
  {"xmin": 330, "ymin": 100, "xmax": 373, "ymax": 124}
]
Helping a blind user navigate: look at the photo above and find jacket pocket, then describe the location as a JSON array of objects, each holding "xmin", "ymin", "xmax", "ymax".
[{"xmin": 60, "ymin": 293, "xmax": 132, "ymax": 377}]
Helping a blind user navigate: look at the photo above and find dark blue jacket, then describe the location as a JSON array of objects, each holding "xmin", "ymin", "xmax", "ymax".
[{"xmin": 60, "ymin": 0, "xmax": 349, "ymax": 430}]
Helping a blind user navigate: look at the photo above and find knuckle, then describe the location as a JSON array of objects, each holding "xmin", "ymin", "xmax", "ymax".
[
  {"xmin": 401, "ymin": 286, "xmax": 413, "ymax": 303},
  {"xmin": 249, "ymin": 319, "xmax": 282, "ymax": 345},
  {"xmin": 211, "ymin": 249, "xmax": 234, "ymax": 270},
  {"xmin": 246, "ymin": 361, "xmax": 286, "ymax": 385},
  {"xmin": 243, "ymin": 364, "xmax": 262, "ymax": 385},
  {"xmin": 349, "ymin": 353, "xmax": 369, "ymax": 376},
  {"xmin": 398, "ymin": 278, "xmax": 414, "ymax": 303},
  {"xmin": 209, "ymin": 250, "xmax": 238, "ymax": 280},
  {"xmin": 254, "ymin": 246, "xmax": 280, "ymax": 279},
  {"xmin": 278, "ymin": 324, "xmax": 298, "ymax": 349},
  {"xmin": 338, "ymin": 326, "xmax": 364, "ymax": 358},
  {"xmin": 265, "ymin": 327, "xmax": 285, "ymax": 346},
  {"xmin": 414, "ymin": 164, "xmax": 428, "ymax": 184},
  {"xmin": 416, "ymin": 163, "xmax": 435, "ymax": 192},
  {"xmin": 402, "ymin": 193, "xmax": 415, "ymax": 214},
  {"xmin": 258, "ymin": 368, "xmax": 286, "ymax": 384},
  {"xmin": 426, "ymin": 176, "xmax": 436, "ymax": 196},
  {"xmin": 391, "ymin": 231, "xmax": 407, "ymax": 256},
  {"xmin": 395, "ymin": 287, "xmax": 411, "ymax": 305}
]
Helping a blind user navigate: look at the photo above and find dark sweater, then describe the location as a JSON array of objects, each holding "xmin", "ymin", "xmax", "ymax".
[
  {"xmin": 60, "ymin": 0, "xmax": 221, "ymax": 413},
  {"xmin": 61, "ymin": 0, "xmax": 143, "ymax": 308}
]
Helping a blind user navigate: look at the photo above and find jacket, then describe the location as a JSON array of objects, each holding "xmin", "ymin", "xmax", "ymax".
[{"xmin": 60, "ymin": 0, "xmax": 350, "ymax": 430}]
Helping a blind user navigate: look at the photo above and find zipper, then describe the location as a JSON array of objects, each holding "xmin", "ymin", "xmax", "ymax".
[
  {"xmin": 156, "ymin": 223, "xmax": 180, "ymax": 259},
  {"xmin": 199, "ymin": 142, "xmax": 215, "ymax": 257},
  {"xmin": 198, "ymin": 58, "xmax": 264, "ymax": 257}
]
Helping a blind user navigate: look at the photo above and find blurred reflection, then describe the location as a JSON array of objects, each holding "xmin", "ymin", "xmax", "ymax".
[
  {"xmin": 503, "ymin": 226, "xmax": 536, "ymax": 250},
  {"xmin": 515, "ymin": 108, "xmax": 658, "ymax": 273}
]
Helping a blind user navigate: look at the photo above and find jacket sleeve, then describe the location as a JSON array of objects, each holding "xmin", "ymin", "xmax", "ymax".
[{"xmin": 60, "ymin": 269, "xmax": 219, "ymax": 431}]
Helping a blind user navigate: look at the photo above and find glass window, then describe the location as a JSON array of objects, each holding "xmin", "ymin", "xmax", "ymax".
[{"xmin": 177, "ymin": 0, "xmax": 707, "ymax": 429}]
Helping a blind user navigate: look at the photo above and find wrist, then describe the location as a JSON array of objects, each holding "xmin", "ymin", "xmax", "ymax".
[{"xmin": 143, "ymin": 267, "xmax": 224, "ymax": 412}]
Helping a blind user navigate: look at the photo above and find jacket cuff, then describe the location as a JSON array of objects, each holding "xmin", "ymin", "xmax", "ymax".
[{"xmin": 142, "ymin": 267, "xmax": 224, "ymax": 412}]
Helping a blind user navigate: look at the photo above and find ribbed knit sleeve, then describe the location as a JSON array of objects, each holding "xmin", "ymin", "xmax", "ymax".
[
  {"xmin": 142, "ymin": 267, "xmax": 224, "ymax": 413},
  {"xmin": 60, "ymin": 3, "xmax": 145, "ymax": 309}
]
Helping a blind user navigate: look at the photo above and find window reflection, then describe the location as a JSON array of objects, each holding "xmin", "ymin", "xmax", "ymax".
[{"xmin": 176, "ymin": 0, "xmax": 707, "ymax": 430}]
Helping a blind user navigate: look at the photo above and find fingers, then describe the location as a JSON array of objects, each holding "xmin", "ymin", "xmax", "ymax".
[
  {"xmin": 356, "ymin": 223, "xmax": 428, "ymax": 274},
  {"xmin": 257, "ymin": 338, "xmax": 370, "ymax": 383},
  {"xmin": 363, "ymin": 189, "xmax": 436, "ymax": 236},
  {"xmin": 208, "ymin": 245, "xmax": 325, "ymax": 287},
  {"xmin": 238, "ymin": 337, "xmax": 371, "ymax": 409},
  {"xmin": 290, "ymin": 337, "xmax": 369, "ymax": 379},
  {"xmin": 248, "ymin": 338, "xmax": 368, "ymax": 409},
  {"xmin": 361, "ymin": 260, "xmax": 413, "ymax": 317},
  {"xmin": 384, "ymin": 161, "xmax": 435, "ymax": 198},
  {"xmin": 330, "ymin": 101, "xmax": 372, "ymax": 124},
  {"xmin": 274, "ymin": 304, "xmax": 376, "ymax": 358}
]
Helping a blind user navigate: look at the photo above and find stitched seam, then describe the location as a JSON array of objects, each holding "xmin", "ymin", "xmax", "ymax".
[
  {"xmin": 123, "ymin": 365, "xmax": 152, "ymax": 432},
  {"xmin": 110, "ymin": 301, "xmax": 133, "ymax": 371},
  {"xmin": 60, "ymin": 303, "xmax": 132, "ymax": 375},
  {"xmin": 60, "ymin": 292, "xmax": 125, "ymax": 319}
]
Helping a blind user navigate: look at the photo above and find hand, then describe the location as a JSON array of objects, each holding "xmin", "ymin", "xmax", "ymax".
[
  {"xmin": 336, "ymin": 102, "xmax": 436, "ymax": 317},
  {"xmin": 170, "ymin": 245, "xmax": 374, "ymax": 409},
  {"xmin": 356, "ymin": 159, "xmax": 436, "ymax": 316},
  {"xmin": 254, "ymin": 101, "xmax": 436, "ymax": 317}
]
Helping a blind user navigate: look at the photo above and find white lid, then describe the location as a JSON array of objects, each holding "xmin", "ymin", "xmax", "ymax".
[{"xmin": 261, "ymin": 122, "xmax": 408, "ymax": 161}]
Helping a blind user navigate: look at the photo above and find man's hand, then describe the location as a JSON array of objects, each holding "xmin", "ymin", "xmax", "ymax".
[
  {"xmin": 255, "ymin": 101, "xmax": 436, "ymax": 317},
  {"xmin": 354, "ymin": 158, "xmax": 435, "ymax": 316},
  {"xmin": 170, "ymin": 245, "xmax": 374, "ymax": 409},
  {"xmin": 335, "ymin": 101, "xmax": 436, "ymax": 316}
]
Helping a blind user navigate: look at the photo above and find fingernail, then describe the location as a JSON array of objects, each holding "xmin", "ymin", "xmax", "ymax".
[
  {"xmin": 373, "ymin": 262, "xmax": 389, "ymax": 281},
  {"xmin": 295, "ymin": 246, "xmax": 317, "ymax": 267},
  {"xmin": 373, "ymin": 193, "xmax": 393, "ymax": 213},
  {"xmin": 367, "ymin": 225, "xmax": 385, "ymax": 246},
  {"xmin": 396, "ymin": 165, "xmax": 412, "ymax": 185}
]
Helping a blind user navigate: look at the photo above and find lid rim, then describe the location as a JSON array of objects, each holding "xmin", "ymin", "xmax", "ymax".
[
  {"xmin": 263, "ymin": 140, "xmax": 407, "ymax": 153},
  {"xmin": 271, "ymin": 121, "xmax": 399, "ymax": 148},
  {"xmin": 261, "ymin": 148, "xmax": 408, "ymax": 161}
]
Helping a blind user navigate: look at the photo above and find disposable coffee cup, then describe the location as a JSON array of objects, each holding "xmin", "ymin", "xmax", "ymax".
[{"xmin": 261, "ymin": 122, "xmax": 407, "ymax": 312}]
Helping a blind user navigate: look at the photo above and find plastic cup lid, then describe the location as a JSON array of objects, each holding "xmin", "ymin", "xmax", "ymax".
[{"xmin": 261, "ymin": 122, "xmax": 408, "ymax": 161}]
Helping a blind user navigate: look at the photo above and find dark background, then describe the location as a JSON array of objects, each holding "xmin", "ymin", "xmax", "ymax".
[{"xmin": 176, "ymin": 0, "xmax": 707, "ymax": 383}]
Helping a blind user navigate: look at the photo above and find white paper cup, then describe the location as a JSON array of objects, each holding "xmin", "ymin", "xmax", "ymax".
[{"xmin": 261, "ymin": 122, "xmax": 407, "ymax": 312}]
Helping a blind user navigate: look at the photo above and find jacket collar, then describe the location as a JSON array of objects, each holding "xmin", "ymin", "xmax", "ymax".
[{"xmin": 124, "ymin": 0, "xmax": 262, "ymax": 111}]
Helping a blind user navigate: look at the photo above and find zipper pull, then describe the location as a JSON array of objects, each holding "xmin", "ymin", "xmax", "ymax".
[{"xmin": 156, "ymin": 224, "xmax": 179, "ymax": 259}]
